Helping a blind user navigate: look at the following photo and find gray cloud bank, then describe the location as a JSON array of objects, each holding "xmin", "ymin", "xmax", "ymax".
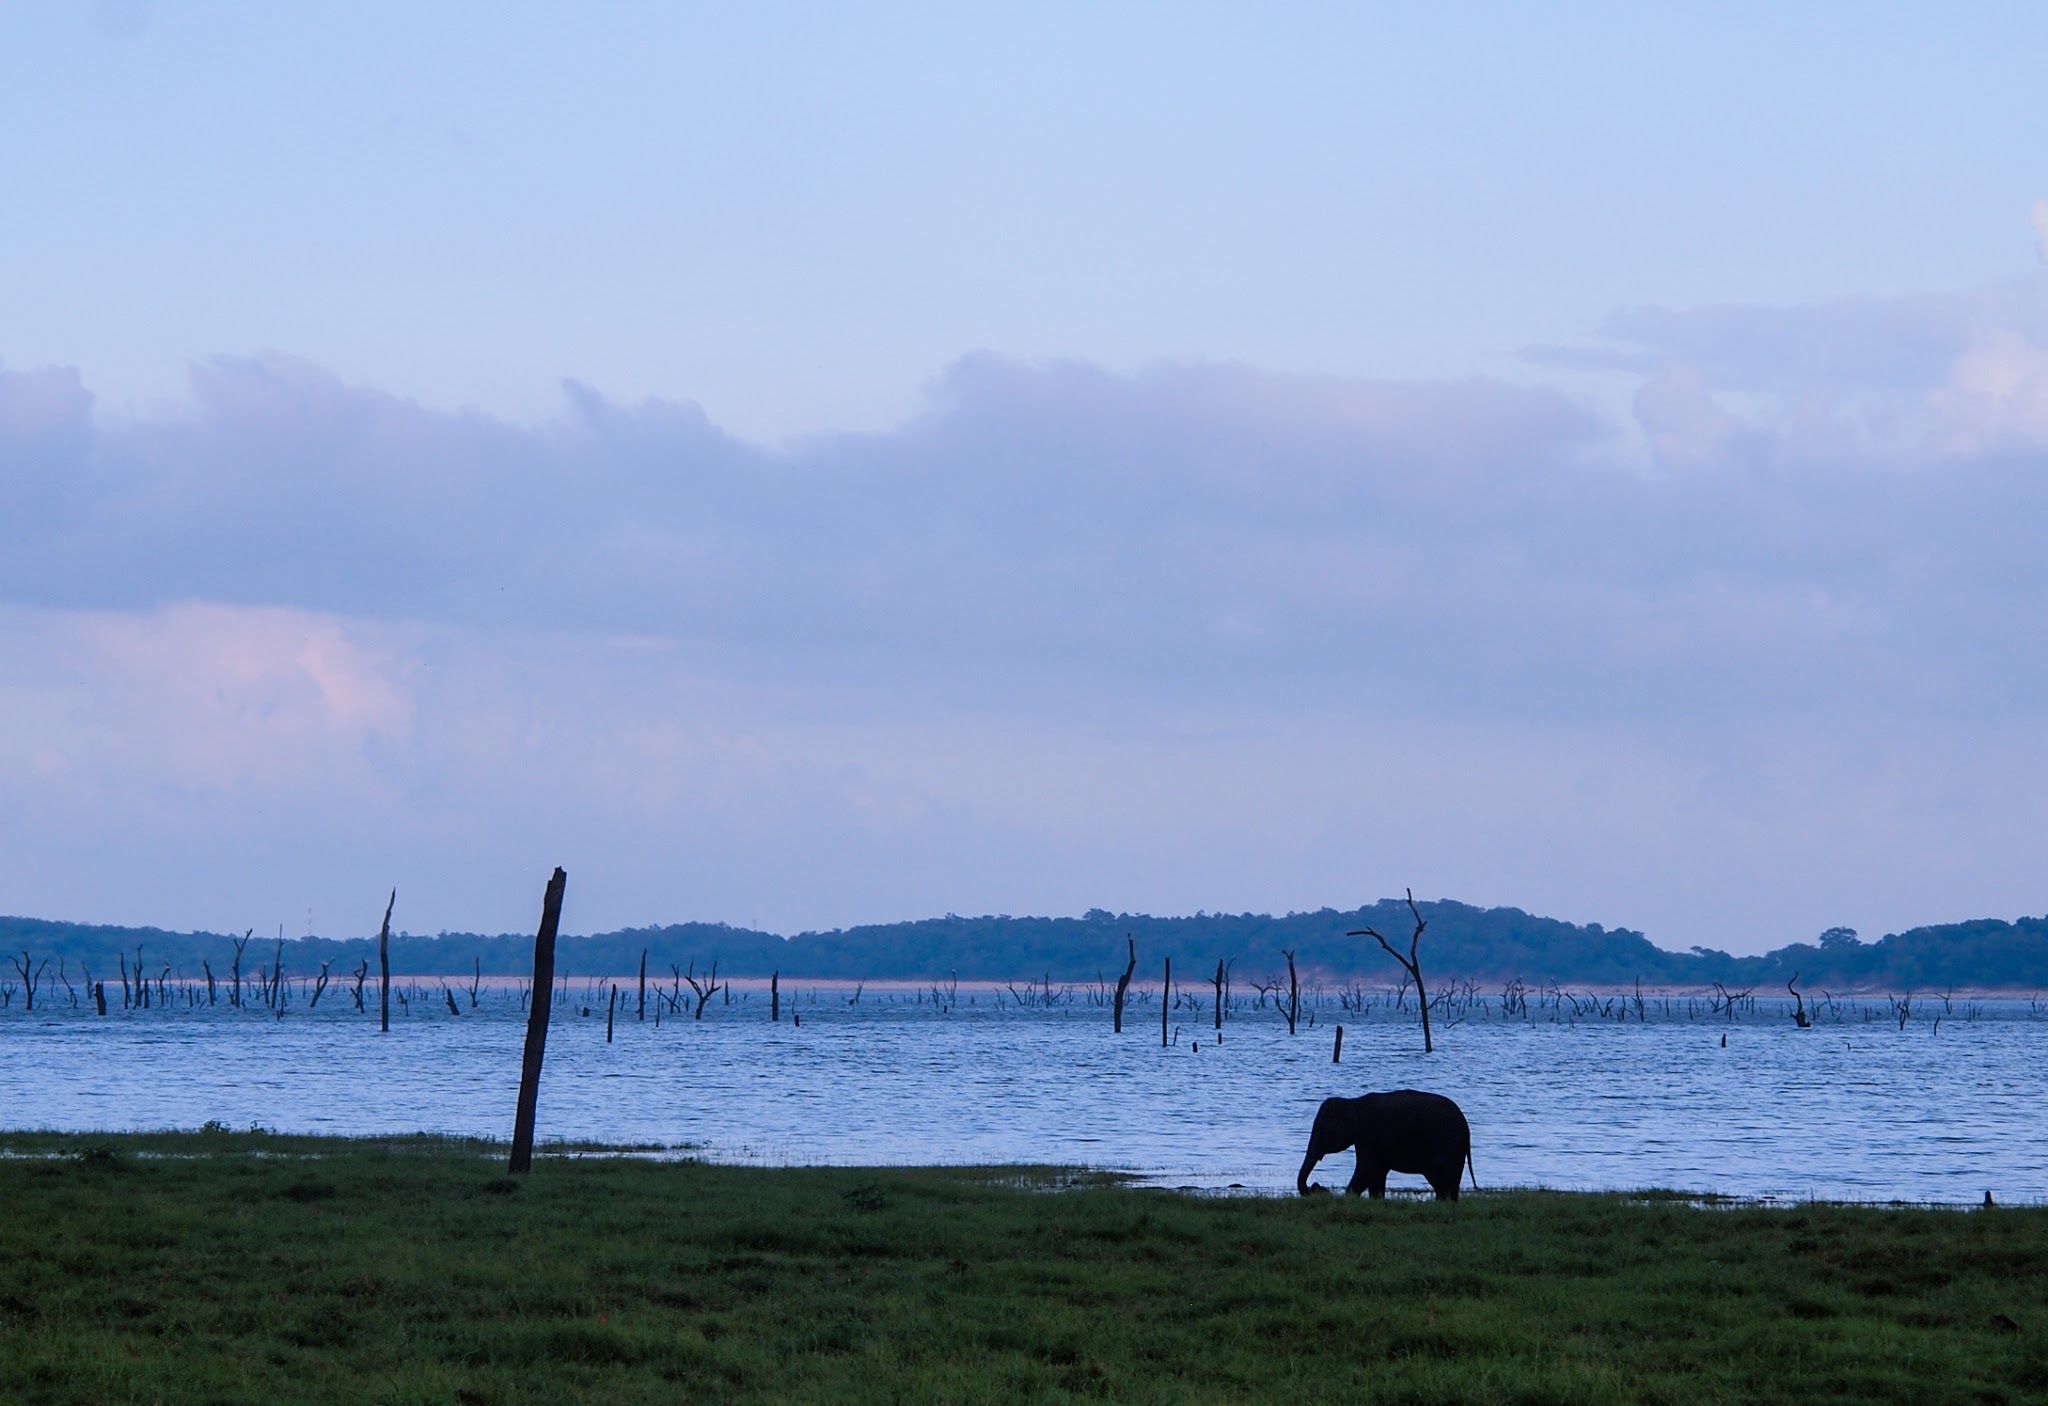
[
  {"xmin": 8, "ymin": 325, "xmax": 2046, "ymax": 724},
  {"xmin": 3, "ymin": 281, "xmax": 2046, "ymax": 946}
]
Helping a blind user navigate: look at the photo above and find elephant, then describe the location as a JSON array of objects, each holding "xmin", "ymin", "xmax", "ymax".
[{"xmin": 1297, "ymin": 1089, "xmax": 1475, "ymax": 1200}]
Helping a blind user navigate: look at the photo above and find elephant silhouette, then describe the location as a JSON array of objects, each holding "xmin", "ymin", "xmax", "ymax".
[{"xmin": 1297, "ymin": 1089, "xmax": 1476, "ymax": 1200}]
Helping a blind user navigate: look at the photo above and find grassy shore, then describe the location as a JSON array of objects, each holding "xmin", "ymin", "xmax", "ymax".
[{"xmin": 0, "ymin": 1131, "xmax": 2042, "ymax": 1404}]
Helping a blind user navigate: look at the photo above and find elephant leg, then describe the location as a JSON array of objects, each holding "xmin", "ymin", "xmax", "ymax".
[
  {"xmin": 1427, "ymin": 1168, "xmax": 1460, "ymax": 1202},
  {"xmin": 1351, "ymin": 1160, "xmax": 1387, "ymax": 1198}
]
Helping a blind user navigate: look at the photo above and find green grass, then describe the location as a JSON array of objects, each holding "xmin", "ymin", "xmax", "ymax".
[{"xmin": 0, "ymin": 1131, "xmax": 2043, "ymax": 1404}]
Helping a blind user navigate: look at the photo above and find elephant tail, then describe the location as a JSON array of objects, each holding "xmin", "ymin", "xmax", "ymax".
[{"xmin": 1465, "ymin": 1147, "xmax": 1479, "ymax": 1193}]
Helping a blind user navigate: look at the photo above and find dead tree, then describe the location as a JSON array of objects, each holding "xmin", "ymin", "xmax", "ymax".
[
  {"xmin": 606, "ymin": 985, "xmax": 617, "ymax": 1043},
  {"xmin": 442, "ymin": 985, "xmax": 460, "ymax": 1016},
  {"xmin": 309, "ymin": 961, "xmax": 331, "ymax": 1009},
  {"xmin": 1161, "ymin": 957, "xmax": 1171, "ymax": 1048},
  {"xmin": 1112, "ymin": 938, "xmax": 1137, "ymax": 1032},
  {"xmin": 509, "ymin": 867, "xmax": 568, "ymax": 1175},
  {"xmin": 1283, "ymin": 949, "xmax": 1300, "ymax": 1035},
  {"xmin": 350, "ymin": 960, "xmax": 368, "ymax": 1012},
  {"xmin": 637, "ymin": 949, "xmax": 648, "ymax": 1021},
  {"xmin": 10, "ymin": 952, "xmax": 47, "ymax": 1012},
  {"xmin": 1212, "ymin": 959, "xmax": 1225, "ymax": 1033},
  {"xmin": 1351, "ymin": 889, "xmax": 1434, "ymax": 1054},
  {"xmin": 118, "ymin": 952, "xmax": 132, "ymax": 1009},
  {"xmin": 470, "ymin": 958, "xmax": 482, "ymax": 1008},
  {"xmin": 1709, "ymin": 981, "xmax": 1753, "ymax": 1022},
  {"xmin": 1788, "ymin": 972, "xmax": 1812, "ymax": 1028},
  {"xmin": 377, "ymin": 890, "xmax": 395, "ymax": 1033},
  {"xmin": 771, "ymin": 971, "xmax": 781, "ymax": 1022},
  {"xmin": 231, "ymin": 931, "xmax": 250, "ymax": 1009},
  {"xmin": 684, "ymin": 960, "xmax": 722, "ymax": 1020},
  {"xmin": 202, "ymin": 959, "xmax": 216, "ymax": 1005}
]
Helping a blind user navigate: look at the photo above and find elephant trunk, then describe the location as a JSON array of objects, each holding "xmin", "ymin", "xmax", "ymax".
[{"xmin": 1298, "ymin": 1135, "xmax": 1337, "ymax": 1194}]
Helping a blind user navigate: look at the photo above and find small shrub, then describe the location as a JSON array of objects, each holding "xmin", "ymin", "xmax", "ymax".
[{"xmin": 843, "ymin": 1179, "xmax": 889, "ymax": 1213}]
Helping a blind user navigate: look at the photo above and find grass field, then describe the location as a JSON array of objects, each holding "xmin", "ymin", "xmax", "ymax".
[{"xmin": 0, "ymin": 1129, "xmax": 2042, "ymax": 1404}]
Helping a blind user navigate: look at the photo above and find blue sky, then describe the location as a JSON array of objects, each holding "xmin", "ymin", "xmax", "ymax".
[{"xmin": 3, "ymin": 3, "xmax": 2046, "ymax": 952}]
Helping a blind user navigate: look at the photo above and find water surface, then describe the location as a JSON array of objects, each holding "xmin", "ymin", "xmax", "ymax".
[{"xmin": 2, "ymin": 985, "xmax": 2040, "ymax": 1203}]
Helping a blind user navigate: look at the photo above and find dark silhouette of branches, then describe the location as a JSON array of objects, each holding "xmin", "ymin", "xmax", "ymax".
[
  {"xmin": 684, "ymin": 960, "xmax": 723, "ymax": 1020},
  {"xmin": 1350, "ymin": 888, "xmax": 1434, "ymax": 1054},
  {"xmin": 10, "ymin": 952, "xmax": 47, "ymax": 1012}
]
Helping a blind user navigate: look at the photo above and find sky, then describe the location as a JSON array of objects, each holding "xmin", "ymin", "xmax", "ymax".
[{"xmin": 2, "ymin": 3, "xmax": 2045, "ymax": 953}]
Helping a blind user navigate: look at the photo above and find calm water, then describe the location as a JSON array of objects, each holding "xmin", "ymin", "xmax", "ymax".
[{"xmin": 2, "ymin": 984, "xmax": 2042, "ymax": 1203}]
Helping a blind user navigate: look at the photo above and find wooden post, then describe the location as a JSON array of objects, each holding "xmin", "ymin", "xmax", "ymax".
[
  {"xmin": 1332, "ymin": 1025, "xmax": 1344, "ymax": 1063},
  {"xmin": 377, "ymin": 890, "xmax": 395, "ymax": 1033},
  {"xmin": 93, "ymin": 981, "xmax": 106, "ymax": 1016},
  {"xmin": 509, "ymin": 867, "xmax": 567, "ymax": 1175},
  {"xmin": 637, "ymin": 949, "xmax": 647, "ymax": 1021},
  {"xmin": 1284, "ymin": 949, "xmax": 1300, "ymax": 1035},
  {"xmin": 771, "ymin": 971, "xmax": 780, "ymax": 1022},
  {"xmin": 1161, "ymin": 957, "xmax": 1171, "ymax": 1048},
  {"xmin": 1212, "ymin": 959, "xmax": 1224, "ymax": 1032},
  {"xmin": 607, "ymin": 984, "xmax": 617, "ymax": 1043}
]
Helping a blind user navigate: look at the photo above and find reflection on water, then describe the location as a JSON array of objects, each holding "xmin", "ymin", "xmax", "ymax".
[{"xmin": 3, "ymin": 990, "xmax": 2043, "ymax": 1203}]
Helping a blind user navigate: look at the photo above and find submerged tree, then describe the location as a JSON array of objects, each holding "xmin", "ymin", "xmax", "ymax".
[
  {"xmin": 1112, "ymin": 936, "xmax": 1136, "ymax": 1033},
  {"xmin": 1351, "ymin": 889, "xmax": 1433, "ymax": 1054}
]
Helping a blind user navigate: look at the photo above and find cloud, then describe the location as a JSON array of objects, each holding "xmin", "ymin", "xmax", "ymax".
[
  {"xmin": 21, "ymin": 602, "xmax": 415, "ymax": 795},
  {"xmin": 1930, "ymin": 327, "xmax": 2048, "ymax": 453},
  {"xmin": 1632, "ymin": 365, "xmax": 1744, "ymax": 467},
  {"xmin": 1, "ymin": 342, "xmax": 2041, "ymax": 727}
]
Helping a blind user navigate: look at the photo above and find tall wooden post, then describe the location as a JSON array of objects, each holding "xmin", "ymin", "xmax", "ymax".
[
  {"xmin": 1161, "ymin": 957, "xmax": 1171, "ymax": 1048},
  {"xmin": 771, "ymin": 971, "xmax": 780, "ymax": 1022},
  {"xmin": 1212, "ymin": 959, "xmax": 1224, "ymax": 1032},
  {"xmin": 378, "ymin": 891, "xmax": 395, "ymax": 1033},
  {"xmin": 606, "ymin": 984, "xmax": 617, "ymax": 1043},
  {"xmin": 509, "ymin": 867, "xmax": 568, "ymax": 1175},
  {"xmin": 1332, "ymin": 1025, "xmax": 1344, "ymax": 1063},
  {"xmin": 637, "ymin": 949, "xmax": 647, "ymax": 1021}
]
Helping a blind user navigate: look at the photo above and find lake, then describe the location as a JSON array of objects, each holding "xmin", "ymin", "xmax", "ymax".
[{"xmin": 2, "ymin": 978, "xmax": 2042, "ymax": 1203}]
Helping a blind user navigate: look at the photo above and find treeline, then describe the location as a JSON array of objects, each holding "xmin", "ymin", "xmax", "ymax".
[{"xmin": 5, "ymin": 901, "xmax": 2047, "ymax": 991}]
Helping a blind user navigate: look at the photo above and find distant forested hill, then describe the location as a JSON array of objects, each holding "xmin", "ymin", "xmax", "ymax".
[{"xmin": 4, "ymin": 902, "xmax": 2045, "ymax": 992}]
